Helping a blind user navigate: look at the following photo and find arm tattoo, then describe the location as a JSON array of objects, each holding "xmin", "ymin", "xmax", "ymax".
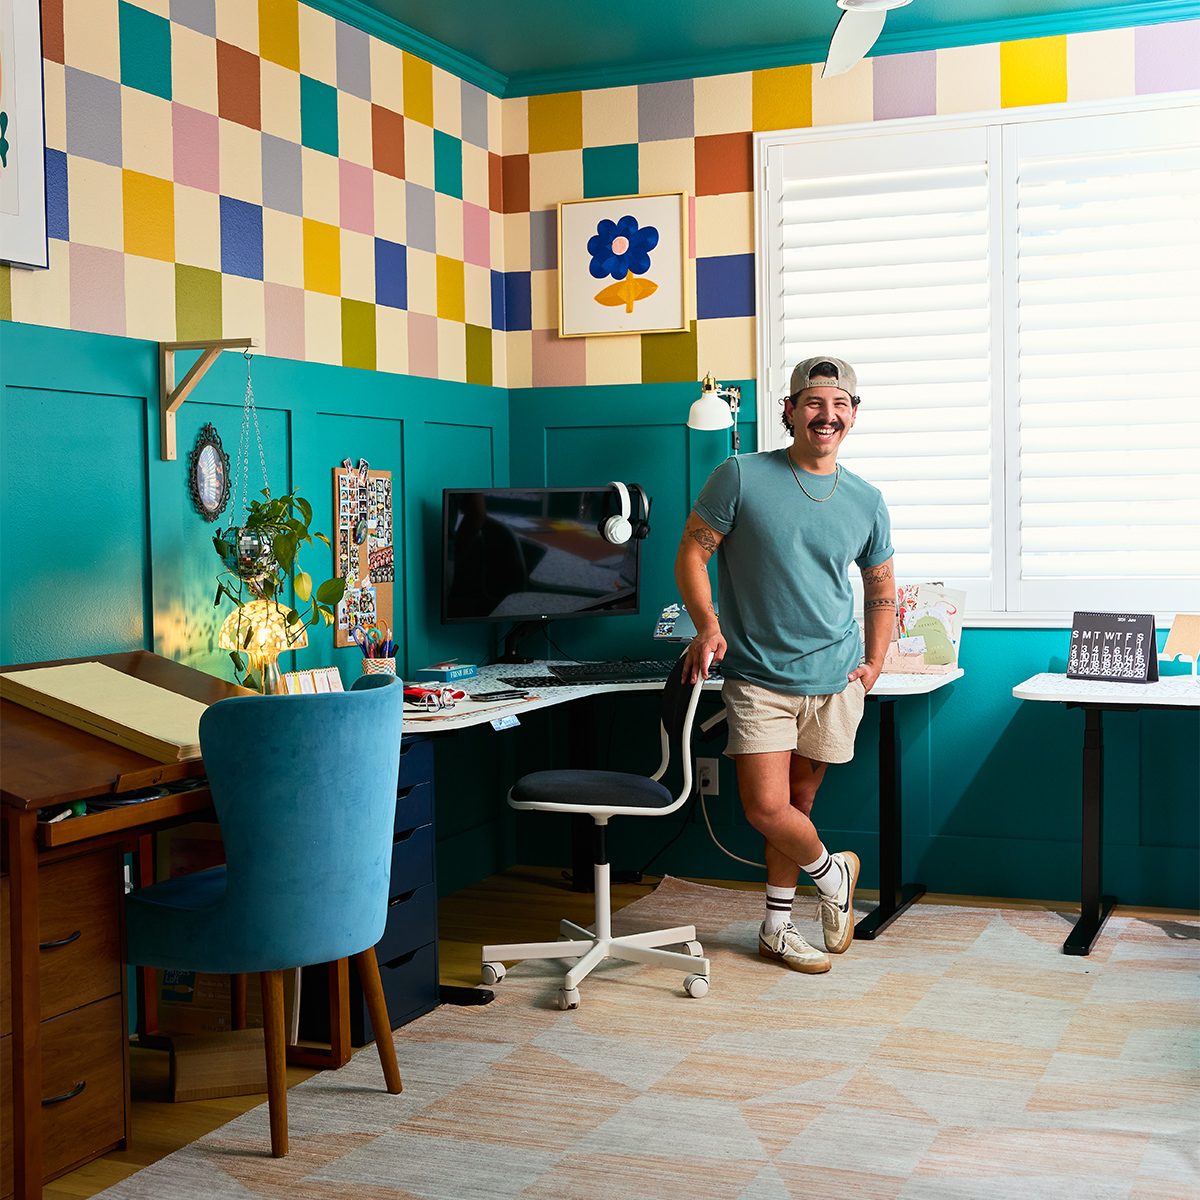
[
  {"xmin": 864, "ymin": 597, "xmax": 896, "ymax": 611},
  {"xmin": 861, "ymin": 562, "xmax": 893, "ymax": 586},
  {"xmin": 686, "ymin": 525, "xmax": 719, "ymax": 554}
]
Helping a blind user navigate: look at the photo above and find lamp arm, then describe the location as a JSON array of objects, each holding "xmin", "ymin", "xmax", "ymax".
[{"xmin": 721, "ymin": 386, "xmax": 742, "ymax": 453}]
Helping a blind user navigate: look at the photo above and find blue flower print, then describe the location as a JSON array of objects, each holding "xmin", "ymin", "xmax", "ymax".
[{"xmin": 587, "ymin": 215, "xmax": 659, "ymax": 281}]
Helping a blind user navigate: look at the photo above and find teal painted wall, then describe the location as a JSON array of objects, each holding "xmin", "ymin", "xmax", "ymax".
[
  {"xmin": 1, "ymin": 324, "xmax": 1195, "ymax": 909},
  {"xmin": 0, "ymin": 320, "xmax": 513, "ymax": 894},
  {"xmin": 507, "ymin": 382, "xmax": 1200, "ymax": 912}
]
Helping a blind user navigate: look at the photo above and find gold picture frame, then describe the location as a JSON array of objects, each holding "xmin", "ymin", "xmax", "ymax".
[{"xmin": 558, "ymin": 192, "xmax": 689, "ymax": 338}]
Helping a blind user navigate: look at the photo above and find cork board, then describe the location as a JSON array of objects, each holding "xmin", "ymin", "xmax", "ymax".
[{"xmin": 333, "ymin": 465, "xmax": 394, "ymax": 648}]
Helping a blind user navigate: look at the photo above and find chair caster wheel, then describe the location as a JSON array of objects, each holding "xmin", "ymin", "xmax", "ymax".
[
  {"xmin": 481, "ymin": 962, "xmax": 506, "ymax": 986},
  {"xmin": 683, "ymin": 940, "xmax": 704, "ymax": 958},
  {"xmin": 557, "ymin": 987, "xmax": 580, "ymax": 1010},
  {"xmin": 684, "ymin": 974, "xmax": 709, "ymax": 998}
]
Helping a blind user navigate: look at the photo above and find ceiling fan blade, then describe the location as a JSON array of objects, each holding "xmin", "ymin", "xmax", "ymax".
[{"xmin": 822, "ymin": 8, "xmax": 887, "ymax": 78}]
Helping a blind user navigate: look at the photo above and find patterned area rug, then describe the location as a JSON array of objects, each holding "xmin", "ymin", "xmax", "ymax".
[{"xmin": 97, "ymin": 879, "xmax": 1200, "ymax": 1199}]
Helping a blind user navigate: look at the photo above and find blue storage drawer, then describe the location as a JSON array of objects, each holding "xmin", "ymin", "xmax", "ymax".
[
  {"xmin": 397, "ymin": 736, "xmax": 433, "ymax": 789},
  {"xmin": 377, "ymin": 881, "xmax": 436, "ymax": 963},
  {"xmin": 377, "ymin": 941, "xmax": 439, "ymax": 1031},
  {"xmin": 389, "ymin": 823, "xmax": 433, "ymax": 892},
  {"xmin": 395, "ymin": 780, "xmax": 433, "ymax": 833}
]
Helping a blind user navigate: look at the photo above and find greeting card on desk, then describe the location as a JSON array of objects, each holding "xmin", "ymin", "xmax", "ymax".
[
  {"xmin": 882, "ymin": 583, "xmax": 966, "ymax": 674},
  {"xmin": 0, "ymin": 662, "xmax": 205, "ymax": 761},
  {"xmin": 1067, "ymin": 612, "xmax": 1158, "ymax": 683}
]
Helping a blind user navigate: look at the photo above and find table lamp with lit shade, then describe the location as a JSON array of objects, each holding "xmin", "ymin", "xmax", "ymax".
[
  {"xmin": 687, "ymin": 373, "xmax": 742, "ymax": 454},
  {"xmin": 218, "ymin": 599, "xmax": 307, "ymax": 694}
]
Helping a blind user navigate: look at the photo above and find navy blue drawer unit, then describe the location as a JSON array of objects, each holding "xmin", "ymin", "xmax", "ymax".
[{"xmin": 300, "ymin": 734, "xmax": 440, "ymax": 1046}]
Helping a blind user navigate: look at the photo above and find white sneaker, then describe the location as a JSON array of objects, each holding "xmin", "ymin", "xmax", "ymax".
[
  {"xmin": 758, "ymin": 921, "xmax": 831, "ymax": 974},
  {"xmin": 818, "ymin": 850, "xmax": 859, "ymax": 954}
]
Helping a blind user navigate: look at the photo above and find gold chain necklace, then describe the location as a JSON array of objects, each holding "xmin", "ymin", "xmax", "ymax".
[{"xmin": 786, "ymin": 452, "xmax": 840, "ymax": 502}]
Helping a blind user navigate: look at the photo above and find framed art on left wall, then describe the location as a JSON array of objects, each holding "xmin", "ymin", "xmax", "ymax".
[{"xmin": 0, "ymin": 0, "xmax": 48, "ymax": 269}]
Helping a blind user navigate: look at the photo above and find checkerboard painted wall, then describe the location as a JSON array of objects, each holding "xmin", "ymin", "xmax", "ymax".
[{"xmin": 1, "ymin": 3, "xmax": 1196, "ymax": 389}]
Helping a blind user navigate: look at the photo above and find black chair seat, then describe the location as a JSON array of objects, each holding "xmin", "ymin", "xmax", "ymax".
[{"xmin": 513, "ymin": 769, "xmax": 673, "ymax": 810}]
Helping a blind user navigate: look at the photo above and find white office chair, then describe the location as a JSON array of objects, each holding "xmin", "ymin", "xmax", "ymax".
[{"xmin": 482, "ymin": 653, "xmax": 711, "ymax": 1009}]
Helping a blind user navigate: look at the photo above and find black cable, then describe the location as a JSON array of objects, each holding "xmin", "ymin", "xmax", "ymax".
[
  {"xmin": 634, "ymin": 797, "xmax": 696, "ymax": 877},
  {"xmin": 542, "ymin": 629, "xmax": 582, "ymax": 663}
]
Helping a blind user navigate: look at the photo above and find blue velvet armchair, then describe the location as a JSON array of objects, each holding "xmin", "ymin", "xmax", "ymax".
[{"xmin": 126, "ymin": 673, "xmax": 405, "ymax": 1157}]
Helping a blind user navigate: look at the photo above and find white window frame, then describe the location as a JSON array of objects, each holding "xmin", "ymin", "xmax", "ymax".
[{"xmin": 754, "ymin": 92, "xmax": 1200, "ymax": 628}]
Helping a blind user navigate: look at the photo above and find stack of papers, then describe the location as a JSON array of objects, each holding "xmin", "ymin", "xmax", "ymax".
[{"xmin": 0, "ymin": 662, "xmax": 206, "ymax": 763}]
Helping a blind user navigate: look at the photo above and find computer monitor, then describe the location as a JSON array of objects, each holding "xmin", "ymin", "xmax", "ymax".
[{"xmin": 441, "ymin": 487, "xmax": 641, "ymax": 633}]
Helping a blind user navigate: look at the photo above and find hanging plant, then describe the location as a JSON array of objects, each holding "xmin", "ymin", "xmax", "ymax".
[{"xmin": 211, "ymin": 354, "xmax": 346, "ymax": 683}]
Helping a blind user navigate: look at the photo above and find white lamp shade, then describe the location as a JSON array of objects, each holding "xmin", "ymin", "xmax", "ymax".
[{"xmin": 687, "ymin": 393, "xmax": 734, "ymax": 431}]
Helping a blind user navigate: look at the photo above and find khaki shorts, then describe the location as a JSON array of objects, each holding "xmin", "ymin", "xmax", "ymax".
[{"xmin": 721, "ymin": 677, "xmax": 866, "ymax": 764}]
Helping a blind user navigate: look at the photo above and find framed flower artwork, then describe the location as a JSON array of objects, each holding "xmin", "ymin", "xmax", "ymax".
[
  {"xmin": 558, "ymin": 192, "xmax": 689, "ymax": 337},
  {"xmin": 0, "ymin": 0, "xmax": 48, "ymax": 269}
]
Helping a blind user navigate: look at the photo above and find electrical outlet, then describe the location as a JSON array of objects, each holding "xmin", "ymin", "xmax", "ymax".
[{"xmin": 697, "ymin": 757, "xmax": 719, "ymax": 796}]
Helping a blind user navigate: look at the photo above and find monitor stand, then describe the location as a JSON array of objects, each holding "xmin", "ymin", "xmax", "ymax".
[{"xmin": 497, "ymin": 619, "xmax": 545, "ymax": 664}]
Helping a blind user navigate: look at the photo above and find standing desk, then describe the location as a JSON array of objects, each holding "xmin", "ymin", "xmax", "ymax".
[
  {"xmin": 1012, "ymin": 673, "xmax": 1200, "ymax": 956},
  {"xmin": 408, "ymin": 664, "xmax": 963, "ymax": 942}
]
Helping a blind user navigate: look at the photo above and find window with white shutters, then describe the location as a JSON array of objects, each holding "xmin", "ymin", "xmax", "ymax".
[{"xmin": 757, "ymin": 99, "xmax": 1200, "ymax": 622}]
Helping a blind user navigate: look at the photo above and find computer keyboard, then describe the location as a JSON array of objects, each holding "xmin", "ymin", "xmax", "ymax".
[
  {"xmin": 550, "ymin": 658, "xmax": 681, "ymax": 684},
  {"xmin": 496, "ymin": 659, "xmax": 721, "ymax": 689}
]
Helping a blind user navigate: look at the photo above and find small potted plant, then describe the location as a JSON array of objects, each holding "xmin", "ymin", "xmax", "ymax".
[{"xmin": 213, "ymin": 489, "xmax": 346, "ymax": 690}]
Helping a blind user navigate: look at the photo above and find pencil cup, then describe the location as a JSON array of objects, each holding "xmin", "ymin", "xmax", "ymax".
[{"xmin": 362, "ymin": 657, "xmax": 396, "ymax": 677}]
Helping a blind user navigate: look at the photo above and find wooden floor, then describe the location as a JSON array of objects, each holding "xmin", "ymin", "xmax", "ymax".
[{"xmin": 44, "ymin": 867, "xmax": 1193, "ymax": 1199}]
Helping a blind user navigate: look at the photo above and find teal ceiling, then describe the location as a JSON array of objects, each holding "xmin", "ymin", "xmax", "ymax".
[{"xmin": 311, "ymin": 0, "xmax": 1199, "ymax": 95}]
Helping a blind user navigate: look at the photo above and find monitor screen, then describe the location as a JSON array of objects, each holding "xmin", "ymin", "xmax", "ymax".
[{"xmin": 441, "ymin": 487, "xmax": 640, "ymax": 625}]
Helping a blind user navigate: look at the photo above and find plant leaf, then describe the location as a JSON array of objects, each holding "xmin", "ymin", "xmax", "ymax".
[
  {"xmin": 296, "ymin": 496, "xmax": 312, "ymax": 524},
  {"xmin": 316, "ymin": 577, "xmax": 347, "ymax": 604},
  {"xmin": 286, "ymin": 608, "xmax": 301, "ymax": 626},
  {"xmin": 294, "ymin": 570, "xmax": 312, "ymax": 602},
  {"xmin": 229, "ymin": 650, "xmax": 245, "ymax": 672},
  {"xmin": 314, "ymin": 532, "xmax": 330, "ymax": 547}
]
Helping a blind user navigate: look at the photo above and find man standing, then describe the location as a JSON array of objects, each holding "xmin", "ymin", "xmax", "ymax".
[{"xmin": 675, "ymin": 357, "xmax": 895, "ymax": 974}]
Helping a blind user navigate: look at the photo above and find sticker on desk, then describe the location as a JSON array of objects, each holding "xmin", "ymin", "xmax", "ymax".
[
  {"xmin": 491, "ymin": 713, "xmax": 521, "ymax": 731},
  {"xmin": 1067, "ymin": 611, "xmax": 1158, "ymax": 683}
]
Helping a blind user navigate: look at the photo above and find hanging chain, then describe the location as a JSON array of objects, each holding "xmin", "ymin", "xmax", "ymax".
[{"xmin": 234, "ymin": 351, "xmax": 270, "ymax": 518}]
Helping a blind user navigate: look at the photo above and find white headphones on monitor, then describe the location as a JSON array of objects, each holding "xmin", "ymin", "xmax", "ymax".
[{"xmin": 602, "ymin": 482, "xmax": 652, "ymax": 545}]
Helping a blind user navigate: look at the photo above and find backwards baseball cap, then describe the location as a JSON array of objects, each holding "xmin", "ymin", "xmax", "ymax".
[{"xmin": 789, "ymin": 356, "xmax": 858, "ymax": 402}]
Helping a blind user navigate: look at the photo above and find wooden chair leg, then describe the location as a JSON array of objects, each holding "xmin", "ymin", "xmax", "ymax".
[
  {"xmin": 231, "ymin": 974, "xmax": 248, "ymax": 1030},
  {"xmin": 352, "ymin": 949, "xmax": 402, "ymax": 1094},
  {"xmin": 259, "ymin": 971, "xmax": 288, "ymax": 1157}
]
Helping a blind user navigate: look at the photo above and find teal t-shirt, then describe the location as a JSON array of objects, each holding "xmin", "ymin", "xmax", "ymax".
[{"xmin": 693, "ymin": 449, "xmax": 893, "ymax": 695}]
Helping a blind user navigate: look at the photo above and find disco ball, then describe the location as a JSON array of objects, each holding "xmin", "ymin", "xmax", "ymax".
[{"xmin": 219, "ymin": 527, "xmax": 276, "ymax": 583}]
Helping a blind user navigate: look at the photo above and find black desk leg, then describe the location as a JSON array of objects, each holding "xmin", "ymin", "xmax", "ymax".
[
  {"xmin": 1064, "ymin": 706, "xmax": 1117, "ymax": 956},
  {"xmin": 855, "ymin": 698, "xmax": 925, "ymax": 939}
]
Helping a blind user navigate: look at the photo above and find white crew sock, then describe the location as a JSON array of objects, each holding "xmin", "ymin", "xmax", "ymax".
[
  {"xmin": 764, "ymin": 884, "xmax": 797, "ymax": 934},
  {"xmin": 801, "ymin": 846, "xmax": 843, "ymax": 899}
]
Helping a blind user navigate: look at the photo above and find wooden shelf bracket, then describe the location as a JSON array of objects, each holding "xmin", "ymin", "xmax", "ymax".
[{"xmin": 159, "ymin": 338, "xmax": 255, "ymax": 461}]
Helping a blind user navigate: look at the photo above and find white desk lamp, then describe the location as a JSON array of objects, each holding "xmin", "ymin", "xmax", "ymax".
[{"xmin": 687, "ymin": 373, "xmax": 742, "ymax": 454}]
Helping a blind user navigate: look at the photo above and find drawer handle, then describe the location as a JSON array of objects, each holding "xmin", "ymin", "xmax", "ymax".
[
  {"xmin": 40, "ymin": 929, "xmax": 82, "ymax": 951},
  {"xmin": 392, "ymin": 828, "xmax": 416, "ymax": 845},
  {"xmin": 382, "ymin": 948, "xmax": 418, "ymax": 970},
  {"xmin": 43, "ymin": 1080, "xmax": 87, "ymax": 1107},
  {"xmin": 388, "ymin": 888, "xmax": 418, "ymax": 907},
  {"xmin": 396, "ymin": 784, "xmax": 415, "ymax": 799}
]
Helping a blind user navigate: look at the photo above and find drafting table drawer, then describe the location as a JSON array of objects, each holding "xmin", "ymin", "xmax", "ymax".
[
  {"xmin": 0, "ymin": 848, "xmax": 123, "ymax": 1037},
  {"xmin": 0, "ymin": 993, "xmax": 126, "ymax": 1194}
]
